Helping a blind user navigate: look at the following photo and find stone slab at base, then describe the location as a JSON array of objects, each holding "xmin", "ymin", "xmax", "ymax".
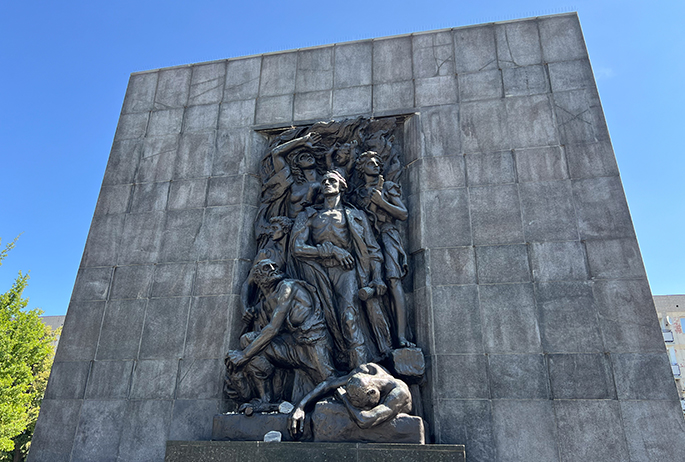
[
  {"xmin": 165, "ymin": 441, "xmax": 465, "ymax": 462},
  {"xmin": 213, "ymin": 412, "xmax": 311, "ymax": 441}
]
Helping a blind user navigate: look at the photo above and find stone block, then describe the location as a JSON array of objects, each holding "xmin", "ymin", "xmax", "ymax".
[
  {"xmin": 514, "ymin": 146, "xmax": 568, "ymax": 182},
  {"xmin": 502, "ymin": 64, "xmax": 549, "ymax": 97},
  {"xmin": 535, "ymin": 281, "xmax": 603, "ymax": 353},
  {"xmin": 177, "ymin": 358, "xmax": 224, "ymax": 399},
  {"xmin": 437, "ymin": 399, "xmax": 494, "ymax": 460},
  {"xmin": 130, "ymin": 359, "xmax": 179, "ymax": 399},
  {"xmin": 71, "ymin": 400, "xmax": 127, "ymax": 462},
  {"xmin": 224, "ymin": 57, "xmax": 261, "ymax": 102},
  {"xmin": 453, "ymin": 25, "xmax": 497, "ymax": 73},
  {"xmin": 488, "ymin": 354, "xmax": 549, "ymax": 399},
  {"xmin": 169, "ymin": 399, "xmax": 220, "ymax": 440},
  {"xmin": 334, "ymin": 42, "xmax": 372, "ymax": 88},
  {"xmin": 593, "ymin": 279, "xmax": 664, "ymax": 351},
  {"xmin": 553, "ymin": 89, "xmax": 609, "ymax": 144},
  {"xmin": 130, "ymin": 182, "xmax": 170, "ymax": 213},
  {"xmin": 147, "ymin": 108, "xmax": 183, "ymax": 136},
  {"xmin": 620, "ymin": 401, "xmax": 685, "ymax": 462},
  {"xmin": 530, "ymin": 241, "xmax": 588, "ymax": 282},
  {"xmin": 96, "ymin": 299, "xmax": 146, "ymax": 360},
  {"xmin": 114, "ymin": 112, "xmax": 149, "ymax": 141},
  {"xmin": 548, "ymin": 354, "xmax": 616, "ymax": 399},
  {"xmin": 117, "ymin": 211, "xmax": 165, "ymax": 264},
  {"xmin": 475, "ymin": 244, "xmax": 530, "ymax": 284},
  {"xmin": 373, "ymin": 37, "xmax": 413, "ymax": 84},
  {"xmin": 565, "ymin": 141, "xmax": 619, "ymax": 179},
  {"xmin": 159, "ymin": 209, "xmax": 204, "ymax": 263},
  {"xmin": 71, "ymin": 266, "xmax": 112, "ymax": 301},
  {"xmin": 464, "ymin": 151, "xmax": 516, "ymax": 186},
  {"xmin": 505, "ymin": 94, "xmax": 557, "ymax": 148},
  {"xmin": 256, "ymin": 94, "xmax": 294, "ymax": 124},
  {"xmin": 175, "ymin": 130, "xmax": 216, "ymax": 178},
  {"xmin": 435, "ymin": 354, "xmax": 489, "ymax": 399},
  {"xmin": 118, "ymin": 400, "xmax": 173, "ymax": 462},
  {"xmin": 198, "ymin": 206, "xmax": 242, "ymax": 260},
  {"xmin": 538, "ymin": 14, "xmax": 587, "ymax": 63},
  {"xmin": 554, "ymin": 400, "xmax": 630, "ymax": 462},
  {"xmin": 520, "ymin": 180, "xmax": 578, "ymax": 241},
  {"xmin": 491, "ymin": 400, "xmax": 559, "ymax": 462},
  {"xmin": 412, "ymin": 287, "xmax": 432, "ymax": 352},
  {"xmin": 183, "ymin": 104, "xmax": 220, "ymax": 132},
  {"xmin": 184, "ymin": 296, "xmax": 230, "ymax": 358},
  {"xmin": 548, "ymin": 58, "xmax": 594, "ymax": 92},
  {"xmin": 421, "ymin": 189, "xmax": 471, "ymax": 248},
  {"xmin": 586, "ymin": 238, "xmax": 646, "ymax": 279},
  {"xmin": 45, "ymin": 361, "xmax": 90, "ymax": 399},
  {"xmin": 612, "ymin": 353, "xmax": 679, "ymax": 400},
  {"xmin": 469, "ymin": 184, "xmax": 524, "ymax": 245},
  {"xmin": 412, "ymin": 31, "xmax": 455, "ymax": 78},
  {"xmin": 429, "ymin": 247, "xmax": 476, "ymax": 286},
  {"xmin": 122, "ymin": 71, "xmax": 157, "ymax": 114},
  {"xmin": 421, "ymin": 105, "xmax": 461, "ymax": 157},
  {"xmin": 479, "ymin": 283, "xmax": 541, "ymax": 353},
  {"xmin": 460, "ymin": 100, "xmax": 509, "ymax": 153},
  {"xmin": 137, "ymin": 134, "xmax": 179, "ymax": 183},
  {"xmin": 28, "ymin": 399, "xmax": 82, "ymax": 462},
  {"xmin": 54, "ymin": 301, "xmax": 104, "ymax": 362},
  {"xmin": 139, "ymin": 297, "xmax": 191, "ymax": 359},
  {"xmin": 85, "ymin": 360, "xmax": 134, "ymax": 399},
  {"xmin": 294, "ymin": 90, "xmax": 332, "ymax": 121},
  {"xmin": 212, "ymin": 413, "xmax": 301, "ymax": 442},
  {"xmin": 412, "ymin": 155, "xmax": 465, "ymax": 191},
  {"xmin": 391, "ymin": 348, "xmax": 425, "ymax": 379},
  {"xmin": 373, "ymin": 80, "xmax": 414, "ymax": 112},
  {"xmin": 572, "ymin": 176, "xmax": 634, "ymax": 239},
  {"xmin": 458, "ymin": 70, "xmax": 502, "ymax": 102},
  {"xmin": 189, "ymin": 62, "xmax": 226, "ymax": 106},
  {"xmin": 259, "ymin": 52, "xmax": 297, "ymax": 97},
  {"xmin": 415, "ymin": 75, "xmax": 458, "ymax": 107},
  {"xmin": 102, "ymin": 139, "xmax": 142, "ymax": 185},
  {"xmin": 207, "ymin": 175, "xmax": 243, "ymax": 207},
  {"xmin": 312, "ymin": 401, "xmax": 424, "ymax": 444},
  {"xmin": 219, "ymin": 99, "xmax": 256, "ymax": 128},
  {"xmin": 94, "ymin": 184, "xmax": 132, "ymax": 215},
  {"xmin": 155, "ymin": 67, "xmax": 191, "ymax": 109},
  {"xmin": 296, "ymin": 47, "xmax": 333, "ymax": 93},
  {"xmin": 168, "ymin": 178, "xmax": 207, "ymax": 210},
  {"xmin": 332, "ymin": 86, "xmax": 372, "ymax": 117},
  {"xmin": 81, "ymin": 214, "xmax": 126, "ymax": 267},
  {"xmin": 151, "ymin": 262, "xmax": 196, "ymax": 297},
  {"xmin": 495, "ymin": 20, "xmax": 542, "ymax": 68},
  {"xmin": 214, "ymin": 129, "xmax": 249, "ymax": 176},
  {"xmin": 432, "ymin": 285, "xmax": 482, "ymax": 354}
]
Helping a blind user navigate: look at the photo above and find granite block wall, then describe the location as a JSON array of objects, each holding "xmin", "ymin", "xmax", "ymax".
[{"xmin": 30, "ymin": 12, "xmax": 685, "ymax": 462}]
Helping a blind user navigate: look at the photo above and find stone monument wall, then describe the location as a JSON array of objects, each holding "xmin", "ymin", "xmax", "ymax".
[{"xmin": 30, "ymin": 13, "xmax": 685, "ymax": 462}]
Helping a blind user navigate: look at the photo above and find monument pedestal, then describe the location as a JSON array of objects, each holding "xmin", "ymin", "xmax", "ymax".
[{"xmin": 165, "ymin": 441, "xmax": 465, "ymax": 462}]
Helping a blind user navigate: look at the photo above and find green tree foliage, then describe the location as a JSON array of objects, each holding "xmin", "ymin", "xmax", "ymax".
[{"xmin": 0, "ymin": 238, "xmax": 57, "ymax": 461}]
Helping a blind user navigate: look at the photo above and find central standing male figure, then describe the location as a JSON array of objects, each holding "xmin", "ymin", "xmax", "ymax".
[{"xmin": 291, "ymin": 170, "xmax": 386, "ymax": 369}]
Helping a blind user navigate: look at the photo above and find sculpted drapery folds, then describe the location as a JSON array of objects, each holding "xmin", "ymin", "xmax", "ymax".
[{"xmin": 225, "ymin": 117, "xmax": 421, "ymax": 433}]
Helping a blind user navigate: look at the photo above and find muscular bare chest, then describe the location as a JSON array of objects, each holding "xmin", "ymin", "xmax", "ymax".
[{"xmin": 311, "ymin": 209, "xmax": 350, "ymax": 249}]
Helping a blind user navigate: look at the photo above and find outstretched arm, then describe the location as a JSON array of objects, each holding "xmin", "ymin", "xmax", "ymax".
[{"xmin": 289, "ymin": 374, "xmax": 349, "ymax": 438}]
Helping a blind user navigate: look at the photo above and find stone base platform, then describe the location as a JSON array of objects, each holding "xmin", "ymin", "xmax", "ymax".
[
  {"xmin": 213, "ymin": 401, "xmax": 424, "ymax": 444},
  {"xmin": 165, "ymin": 441, "xmax": 465, "ymax": 462}
]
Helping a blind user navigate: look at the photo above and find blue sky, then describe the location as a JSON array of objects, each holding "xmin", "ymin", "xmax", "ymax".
[{"xmin": 1, "ymin": 1, "xmax": 683, "ymax": 316}]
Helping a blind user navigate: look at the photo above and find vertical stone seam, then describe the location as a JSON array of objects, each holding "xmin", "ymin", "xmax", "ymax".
[
  {"xmin": 410, "ymin": 34, "xmax": 416, "ymax": 109},
  {"xmin": 370, "ymin": 40, "xmax": 375, "ymax": 118},
  {"xmin": 92, "ymin": 267, "xmax": 115, "ymax": 361}
]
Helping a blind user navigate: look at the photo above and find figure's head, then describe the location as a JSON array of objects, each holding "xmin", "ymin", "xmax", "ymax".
[
  {"xmin": 269, "ymin": 216, "xmax": 293, "ymax": 241},
  {"xmin": 322, "ymin": 170, "xmax": 347, "ymax": 197},
  {"xmin": 292, "ymin": 150, "xmax": 316, "ymax": 169},
  {"xmin": 346, "ymin": 373, "xmax": 381, "ymax": 409},
  {"xmin": 335, "ymin": 141, "xmax": 357, "ymax": 164},
  {"xmin": 250, "ymin": 259, "xmax": 283, "ymax": 288},
  {"xmin": 356, "ymin": 151, "xmax": 382, "ymax": 176}
]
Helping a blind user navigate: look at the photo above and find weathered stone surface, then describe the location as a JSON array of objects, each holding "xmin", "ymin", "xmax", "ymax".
[
  {"xmin": 311, "ymin": 401, "xmax": 424, "ymax": 444},
  {"xmin": 213, "ymin": 412, "xmax": 305, "ymax": 442}
]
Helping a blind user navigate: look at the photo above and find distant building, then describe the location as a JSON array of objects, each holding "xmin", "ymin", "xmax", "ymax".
[{"xmin": 654, "ymin": 295, "xmax": 685, "ymax": 413}]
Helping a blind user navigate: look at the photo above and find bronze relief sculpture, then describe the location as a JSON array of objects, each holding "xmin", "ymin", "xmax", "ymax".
[{"xmin": 224, "ymin": 117, "xmax": 424, "ymax": 442}]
